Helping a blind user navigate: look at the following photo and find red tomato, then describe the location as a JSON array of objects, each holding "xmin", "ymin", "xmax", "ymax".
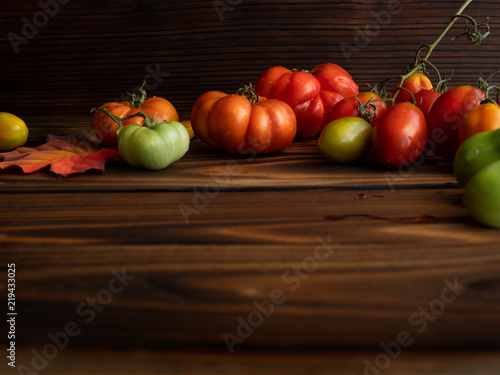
[
  {"xmin": 322, "ymin": 92, "xmax": 387, "ymax": 130},
  {"xmin": 459, "ymin": 102, "xmax": 500, "ymax": 145},
  {"xmin": 372, "ymin": 102, "xmax": 427, "ymax": 169},
  {"xmin": 393, "ymin": 72, "xmax": 433, "ymax": 104},
  {"xmin": 255, "ymin": 63, "xmax": 359, "ymax": 138},
  {"xmin": 190, "ymin": 90, "xmax": 296, "ymax": 154},
  {"xmin": 94, "ymin": 94, "xmax": 179, "ymax": 148},
  {"xmin": 413, "ymin": 89, "xmax": 441, "ymax": 119},
  {"xmin": 426, "ymin": 86, "xmax": 485, "ymax": 160}
]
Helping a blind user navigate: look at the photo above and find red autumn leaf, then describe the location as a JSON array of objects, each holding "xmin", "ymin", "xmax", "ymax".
[{"xmin": 0, "ymin": 135, "xmax": 118, "ymax": 177}]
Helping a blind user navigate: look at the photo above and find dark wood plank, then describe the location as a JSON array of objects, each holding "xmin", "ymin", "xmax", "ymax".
[
  {"xmin": 2, "ymin": 188, "xmax": 500, "ymax": 349},
  {"xmin": 0, "ymin": 135, "xmax": 458, "ymax": 192},
  {"xmin": 1, "ymin": 0, "xmax": 498, "ymax": 122},
  {"xmin": 14, "ymin": 349, "xmax": 500, "ymax": 375}
]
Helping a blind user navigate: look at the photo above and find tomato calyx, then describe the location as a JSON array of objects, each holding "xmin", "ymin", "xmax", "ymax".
[
  {"xmin": 354, "ymin": 96, "xmax": 379, "ymax": 124},
  {"xmin": 127, "ymin": 81, "xmax": 149, "ymax": 109},
  {"xmin": 477, "ymin": 70, "xmax": 500, "ymax": 105},
  {"xmin": 236, "ymin": 83, "xmax": 259, "ymax": 105},
  {"xmin": 450, "ymin": 14, "xmax": 490, "ymax": 45}
]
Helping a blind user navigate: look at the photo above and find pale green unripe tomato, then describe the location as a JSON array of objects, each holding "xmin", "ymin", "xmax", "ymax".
[
  {"xmin": 118, "ymin": 120, "xmax": 190, "ymax": 170},
  {"xmin": 318, "ymin": 117, "xmax": 372, "ymax": 164}
]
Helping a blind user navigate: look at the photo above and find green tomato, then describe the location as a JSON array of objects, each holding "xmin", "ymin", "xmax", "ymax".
[
  {"xmin": 118, "ymin": 120, "xmax": 190, "ymax": 170},
  {"xmin": 318, "ymin": 117, "xmax": 372, "ymax": 164},
  {"xmin": 462, "ymin": 159, "xmax": 500, "ymax": 228},
  {"xmin": 454, "ymin": 127, "xmax": 500, "ymax": 186}
]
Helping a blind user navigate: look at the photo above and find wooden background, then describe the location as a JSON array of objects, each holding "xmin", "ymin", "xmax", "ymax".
[
  {"xmin": 2, "ymin": 0, "xmax": 500, "ymax": 136},
  {"xmin": 2, "ymin": 1, "xmax": 500, "ymax": 373}
]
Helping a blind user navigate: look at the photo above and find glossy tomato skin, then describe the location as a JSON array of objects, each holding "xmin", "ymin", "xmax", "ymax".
[
  {"xmin": 462, "ymin": 159, "xmax": 500, "ymax": 228},
  {"xmin": 118, "ymin": 121, "xmax": 190, "ymax": 170},
  {"xmin": 413, "ymin": 89, "xmax": 441, "ymax": 119},
  {"xmin": 0, "ymin": 112, "xmax": 29, "ymax": 152},
  {"xmin": 458, "ymin": 102, "xmax": 500, "ymax": 145},
  {"xmin": 454, "ymin": 127, "xmax": 500, "ymax": 186},
  {"xmin": 190, "ymin": 91, "xmax": 296, "ymax": 154},
  {"xmin": 318, "ymin": 117, "xmax": 372, "ymax": 164},
  {"xmin": 94, "ymin": 97, "xmax": 179, "ymax": 148},
  {"xmin": 426, "ymin": 86, "xmax": 485, "ymax": 160},
  {"xmin": 393, "ymin": 72, "xmax": 433, "ymax": 104},
  {"xmin": 372, "ymin": 102, "xmax": 427, "ymax": 169},
  {"xmin": 255, "ymin": 64, "xmax": 358, "ymax": 138},
  {"xmin": 322, "ymin": 92, "xmax": 387, "ymax": 130}
]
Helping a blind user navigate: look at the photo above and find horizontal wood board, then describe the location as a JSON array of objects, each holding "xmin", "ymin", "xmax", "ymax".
[
  {"xmin": 2, "ymin": 186, "xmax": 500, "ymax": 350},
  {"xmin": 2, "ymin": 1, "xmax": 500, "ymax": 371},
  {"xmin": 1, "ymin": 0, "xmax": 500, "ymax": 122},
  {"xmin": 12, "ymin": 349, "xmax": 500, "ymax": 375}
]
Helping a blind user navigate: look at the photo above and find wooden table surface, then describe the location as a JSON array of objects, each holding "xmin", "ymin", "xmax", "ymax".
[
  {"xmin": 3, "ymin": 124, "xmax": 500, "ymax": 373},
  {"xmin": 2, "ymin": 0, "xmax": 500, "ymax": 373}
]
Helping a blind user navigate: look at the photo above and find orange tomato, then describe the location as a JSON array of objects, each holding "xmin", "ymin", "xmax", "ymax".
[
  {"xmin": 94, "ymin": 89, "xmax": 179, "ymax": 147},
  {"xmin": 190, "ymin": 89, "xmax": 296, "ymax": 154},
  {"xmin": 393, "ymin": 72, "xmax": 433, "ymax": 104},
  {"xmin": 459, "ymin": 102, "xmax": 500, "ymax": 145}
]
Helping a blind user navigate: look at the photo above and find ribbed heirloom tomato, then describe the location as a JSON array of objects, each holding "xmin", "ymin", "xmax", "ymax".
[
  {"xmin": 255, "ymin": 63, "xmax": 359, "ymax": 138},
  {"xmin": 190, "ymin": 86, "xmax": 296, "ymax": 154},
  {"xmin": 94, "ymin": 85, "xmax": 179, "ymax": 147}
]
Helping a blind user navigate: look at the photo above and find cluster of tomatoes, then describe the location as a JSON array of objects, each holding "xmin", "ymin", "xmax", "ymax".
[
  {"xmin": 190, "ymin": 63, "xmax": 500, "ymax": 173},
  {"xmin": 92, "ymin": 63, "xmax": 500, "ymax": 174},
  {"xmin": 318, "ymin": 71, "xmax": 497, "ymax": 169}
]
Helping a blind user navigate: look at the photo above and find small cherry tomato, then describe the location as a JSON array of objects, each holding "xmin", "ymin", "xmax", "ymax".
[
  {"xmin": 426, "ymin": 86, "xmax": 485, "ymax": 160},
  {"xmin": 372, "ymin": 102, "xmax": 427, "ymax": 169},
  {"xmin": 318, "ymin": 117, "xmax": 372, "ymax": 164},
  {"xmin": 0, "ymin": 112, "xmax": 29, "ymax": 152},
  {"xmin": 458, "ymin": 102, "xmax": 500, "ymax": 145},
  {"xmin": 393, "ymin": 72, "xmax": 433, "ymax": 104},
  {"xmin": 322, "ymin": 92, "xmax": 387, "ymax": 131}
]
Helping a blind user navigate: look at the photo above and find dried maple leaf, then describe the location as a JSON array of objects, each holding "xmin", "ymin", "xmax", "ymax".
[{"xmin": 0, "ymin": 135, "xmax": 118, "ymax": 177}]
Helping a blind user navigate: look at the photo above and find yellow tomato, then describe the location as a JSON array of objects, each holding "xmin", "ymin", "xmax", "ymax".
[
  {"xmin": 0, "ymin": 112, "xmax": 29, "ymax": 151},
  {"xmin": 180, "ymin": 120, "xmax": 195, "ymax": 140}
]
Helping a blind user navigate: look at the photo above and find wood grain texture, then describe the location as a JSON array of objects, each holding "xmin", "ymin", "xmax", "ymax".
[
  {"xmin": 0, "ymin": 135, "xmax": 458, "ymax": 191},
  {"xmin": 14, "ymin": 349, "xmax": 500, "ymax": 374},
  {"xmin": 1, "ymin": 0, "xmax": 499, "ymax": 123},
  {"xmin": 2, "ymin": 2, "xmax": 500, "ymax": 372},
  {"xmin": 2, "ymin": 186, "xmax": 500, "ymax": 350}
]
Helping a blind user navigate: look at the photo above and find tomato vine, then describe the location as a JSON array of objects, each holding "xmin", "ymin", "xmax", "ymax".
[{"xmin": 372, "ymin": 0, "xmax": 490, "ymax": 104}]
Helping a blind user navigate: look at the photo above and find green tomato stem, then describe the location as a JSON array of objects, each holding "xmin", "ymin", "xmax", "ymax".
[
  {"xmin": 391, "ymin": 0, "xmax": 475, "ymax": 103},
  {"xmin": 236, "ymin": 83, "xmax": 259, "ymax": 105},
  {"xmin": 93, "ymin": 107, "xmax": 156, "ymax": 130},
  {"xmin": 129, "ymin": 81, "xmax": 148, "ymax": 109}
]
